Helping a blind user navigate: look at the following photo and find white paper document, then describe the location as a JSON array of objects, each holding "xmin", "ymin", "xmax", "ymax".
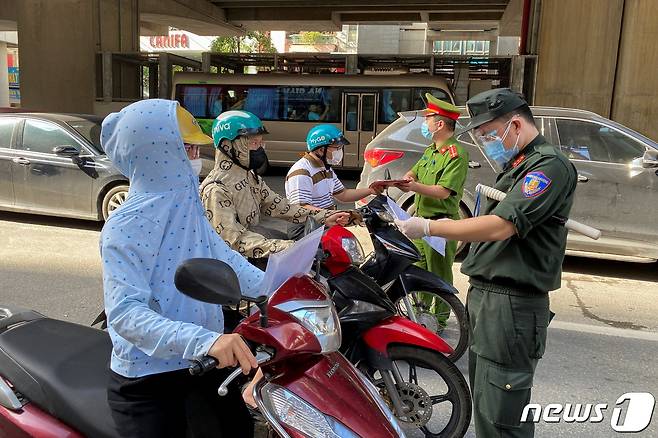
[
  {"xmin": 260, "ymin": 225, "xmax": 324, "ymax": 295},
  {"xmin": 385, "ymin": 196, "xmax": 446, "ymax": 256}
]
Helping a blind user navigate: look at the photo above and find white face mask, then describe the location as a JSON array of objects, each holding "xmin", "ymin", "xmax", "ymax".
[
  {"xmin": 190, "ymin": 158, "xmax": 202, "ymax": 176},
  {"xmin": 328, "ymin": 148, "xmax": 343, "ymax": 166}
]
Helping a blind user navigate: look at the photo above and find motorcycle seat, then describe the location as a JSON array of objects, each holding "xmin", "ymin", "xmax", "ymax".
[{"xmin": 0, "ymin": 317, "xmax": 120, "ymax": 438}]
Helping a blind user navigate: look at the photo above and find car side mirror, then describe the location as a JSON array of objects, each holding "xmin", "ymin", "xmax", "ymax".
[
  {"xmin": 53, "ymin": 145, "xmax": 80, "ymax": 157},
  {"xmin": 641, "ymin": 149, "xmax": 658, "ymax": 168},
  {"xmin": 398, "ymin": 110, "xmax": 418, "ymax": 123},
  {"xmin": 174, "ymin": 258, "xmax": 242, "ymax": 306}
]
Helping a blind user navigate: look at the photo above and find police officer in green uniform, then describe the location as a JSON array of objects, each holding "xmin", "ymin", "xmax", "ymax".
[
  {"xmin": 396, "ymin": 94, "xmax": 469, "ymax": 327},
  {"xmin": 395, "ymin": 88, "xmax": 577, "ymax": 438}
]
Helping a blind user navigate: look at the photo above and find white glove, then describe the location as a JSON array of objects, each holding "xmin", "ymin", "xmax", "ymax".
[{"xmin": 394, "ymin": 217, "xmax": 430, "ymax": 239}]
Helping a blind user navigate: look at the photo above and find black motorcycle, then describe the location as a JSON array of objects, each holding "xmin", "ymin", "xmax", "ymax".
[{"xmin": 350, "ymin": 195, "xmax": 469, "ymax": 361}]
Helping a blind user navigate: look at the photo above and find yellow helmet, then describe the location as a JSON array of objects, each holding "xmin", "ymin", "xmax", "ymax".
[{"xmin": 176, "ymin": 105, "xmax": 212, "ymax": 145}]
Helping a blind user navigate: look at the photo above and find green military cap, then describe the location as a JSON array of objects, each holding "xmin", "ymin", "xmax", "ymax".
[
  {"xmin": 456, "ymin": 88, "xmax": 528, "ymax": 135},
  {"xmin": 418, "ymin": 93, "xmax": 461, "ymax": 120}
]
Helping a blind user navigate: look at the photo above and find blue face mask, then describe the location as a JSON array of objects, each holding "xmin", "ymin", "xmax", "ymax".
[
  {"xmin": 421, "ymin": 122, "xmax": 433, "ymax": 140},
  {"xmin": 477, "ymin": 119, "xmax": 521, "ymax": 172}
]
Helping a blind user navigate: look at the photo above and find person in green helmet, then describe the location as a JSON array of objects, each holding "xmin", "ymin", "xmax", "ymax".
[
  {"xmin": 395, "ymin": 93, "xmax": 469, "ymax": 329},
  {"xmin": 200, "ymin": 111, "xmax": 353, "ymax": 267}
]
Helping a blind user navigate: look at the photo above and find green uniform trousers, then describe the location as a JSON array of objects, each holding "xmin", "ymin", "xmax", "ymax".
[
  {"xmin": 413, "ymin": 238, "xmax": 457, "ymax": 326},
  {"xmin": 413, "ymin": 238, "xmax": 457, "ymax": 285},
  {"xmin": 466, "ymin": 285, "xmax": 551, "ymax": 438}
]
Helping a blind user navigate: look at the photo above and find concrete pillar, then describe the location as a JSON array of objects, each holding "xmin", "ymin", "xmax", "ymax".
[
  {"xmin": 16, "ymin": 0, "xmax": 138, "ymax": 113},
  {"xmin": 356, "ymin": 25, "xmax": 400, "ymax": 54},
  {"xmin": 453, "ymin": 65, "xmax": 469, "ymax": 105},
  {"xmin": 499, "ymin": 0, "xmax": 522, "ymax": 38},
  {"xmin": 610, "ymin": 0, "xmax": 658, "ymax": 140},
  {"xmin": 534, "ymin": 0, "xmax": 624, "ymax": 117},
  {"xmin": 496, "ymin": 37, "xmax": 520, "ymax": 56},
  {"xmin": 0, "ymin": 42, "xmax": 8, "ymax": 107}
]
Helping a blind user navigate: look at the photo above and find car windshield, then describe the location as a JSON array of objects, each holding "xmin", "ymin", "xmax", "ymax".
[{"xmin": 67, "ymin": 120, "xmax": 103, "ymax": 153}]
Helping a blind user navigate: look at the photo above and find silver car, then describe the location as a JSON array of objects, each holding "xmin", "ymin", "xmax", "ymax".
[
  {"xmin": 0, "ymin": 113, "xmax": 128, "ymax": 221},
  {"xmin": 356, "ymin": 107, "xmax": 658, "ymax": 263}
]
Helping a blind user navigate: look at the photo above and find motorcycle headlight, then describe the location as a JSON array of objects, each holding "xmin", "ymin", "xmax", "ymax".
[
  {"xmin": 355, "ymin": 369, "xmax": 408, "ymax": 438},
  {"xmin": 276, "ymin": 300, "xmax": 342, "ymax": 353},
  {"xmin": 262, "ymin": 384, "xmax": 359, "ymax": 438},
  {"xmin": 342, "ymin": 236, "xmax": 365, "ymax": 265}
]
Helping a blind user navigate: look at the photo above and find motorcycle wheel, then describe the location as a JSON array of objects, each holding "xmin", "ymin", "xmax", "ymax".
[
  {"xmin": 395, "ymin": 291, "xmax": 469, "ymax": 362},
  {"xmin": 369, "ymin": 345, "xmax": 472, "ymax": 438}
]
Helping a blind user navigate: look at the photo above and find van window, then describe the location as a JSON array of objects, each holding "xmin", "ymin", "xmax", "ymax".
[
  {"xmin": 412, "ymin": 88, "xmax": 451, "ymax": 110},
  {"xmin": 277, "ymin": 86, "xmax": 340, "ymax": 122},
  {"xmin": 175, "ymin": 84, "xmax": 341, "ymax": 122},
  {"xmin": 176, "ymin": 85, "xmax": 222, "ymax": 118},
  {"xmin": 380, "ymin": 88, "xmax": 411, "ymax": 123}
]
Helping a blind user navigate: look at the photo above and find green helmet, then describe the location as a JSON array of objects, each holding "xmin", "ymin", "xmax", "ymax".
[{"xmin": 211, "ymin": 110, "xmax": 268, "ymax": 148}]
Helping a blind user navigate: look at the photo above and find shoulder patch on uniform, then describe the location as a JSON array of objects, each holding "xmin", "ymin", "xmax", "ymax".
[
  {"xmin": 448, "ymin": 145, "xmax": 458, "ymax": 159},
  {"xmin": 522, "ymin": 171, "xmax": 552, "ymax": 198}
]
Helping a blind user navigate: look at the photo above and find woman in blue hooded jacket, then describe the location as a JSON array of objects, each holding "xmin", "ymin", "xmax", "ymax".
[{"xmin": 100, "ymin": 99, "xmax": 262, "ymax": 437}]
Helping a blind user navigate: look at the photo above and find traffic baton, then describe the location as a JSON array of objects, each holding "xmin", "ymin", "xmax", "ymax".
[{"xmin": 475, "ymin": 183, "xmax": 601, "ymax": 240}]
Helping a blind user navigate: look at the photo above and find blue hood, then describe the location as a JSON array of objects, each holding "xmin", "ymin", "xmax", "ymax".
[
  {"xmin": 100, "ymin": 99, "xmax": 264, "ymax": 377},
  {"xmin": 102, "ymin": 99, "xmax": 197, "ymax": 194}
]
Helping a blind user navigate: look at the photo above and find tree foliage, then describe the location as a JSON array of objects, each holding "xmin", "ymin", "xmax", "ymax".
[
  {"xmin": 210, "ymin": 31, "xmax": 276, "ymax": 54},
  {"xmin": 300, "ymin": 31, "xmax": 325, "ymax": 45}
]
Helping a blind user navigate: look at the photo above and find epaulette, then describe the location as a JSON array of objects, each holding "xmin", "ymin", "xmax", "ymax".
[
  {"xmin": 439, "ymin": 144, "xmax": 459, "ymax": 159},
  {"xmin": 536, "ymin": 144, "xmax": 559, "ymax": 157}
]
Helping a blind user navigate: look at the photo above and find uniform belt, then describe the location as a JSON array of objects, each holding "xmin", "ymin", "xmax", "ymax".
[{"xmin": 469, "ymin": 278, "xmax": 547, "ymax": 297}]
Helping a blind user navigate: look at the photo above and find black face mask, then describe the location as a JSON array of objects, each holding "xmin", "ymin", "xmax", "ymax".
[{"xmin": 249, "ymin": 147, "xmax": 269, "ymax": 175}]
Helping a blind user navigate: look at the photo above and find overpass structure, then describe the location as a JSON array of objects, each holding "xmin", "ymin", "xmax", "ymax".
[{"xmin": 0, "ymin": 0, "xmax": 656, "ymax": 140}]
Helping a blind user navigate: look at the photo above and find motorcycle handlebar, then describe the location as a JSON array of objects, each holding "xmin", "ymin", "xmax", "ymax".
[
  {"xmin": 217, "ymin": 350, "xmax": 273, "ymax": 396},
  {"xmin": 188, "ymin": 355, "xmax": 218, "ymax": 376},
  {"xmin": 189, "ymin": 349, "xmax": 274, "ymax": 396}
]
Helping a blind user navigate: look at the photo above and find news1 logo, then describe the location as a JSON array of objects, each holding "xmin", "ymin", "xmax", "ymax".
[{"xmin": 521, "ymin": 392, "xmax": 655, "ymax": 432}]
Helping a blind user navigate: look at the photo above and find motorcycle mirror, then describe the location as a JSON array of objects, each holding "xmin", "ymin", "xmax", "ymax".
[{"xmin": 175, "ymin": 258, "xmax": 242, "ymax": 306}]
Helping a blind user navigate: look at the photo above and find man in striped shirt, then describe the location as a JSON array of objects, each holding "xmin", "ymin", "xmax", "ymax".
[{"xmin": 285, "ymin": 125, "xmax": 381, "ymax": 237}]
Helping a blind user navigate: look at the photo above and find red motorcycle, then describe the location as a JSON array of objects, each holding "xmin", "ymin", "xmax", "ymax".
[
  {"xmin": 316, "ymin": 223, "xmax": 472, "ymax": 438},
  {"xmin": 0, "ymin": 259, "xmax": 406, "ymax": 438}
]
